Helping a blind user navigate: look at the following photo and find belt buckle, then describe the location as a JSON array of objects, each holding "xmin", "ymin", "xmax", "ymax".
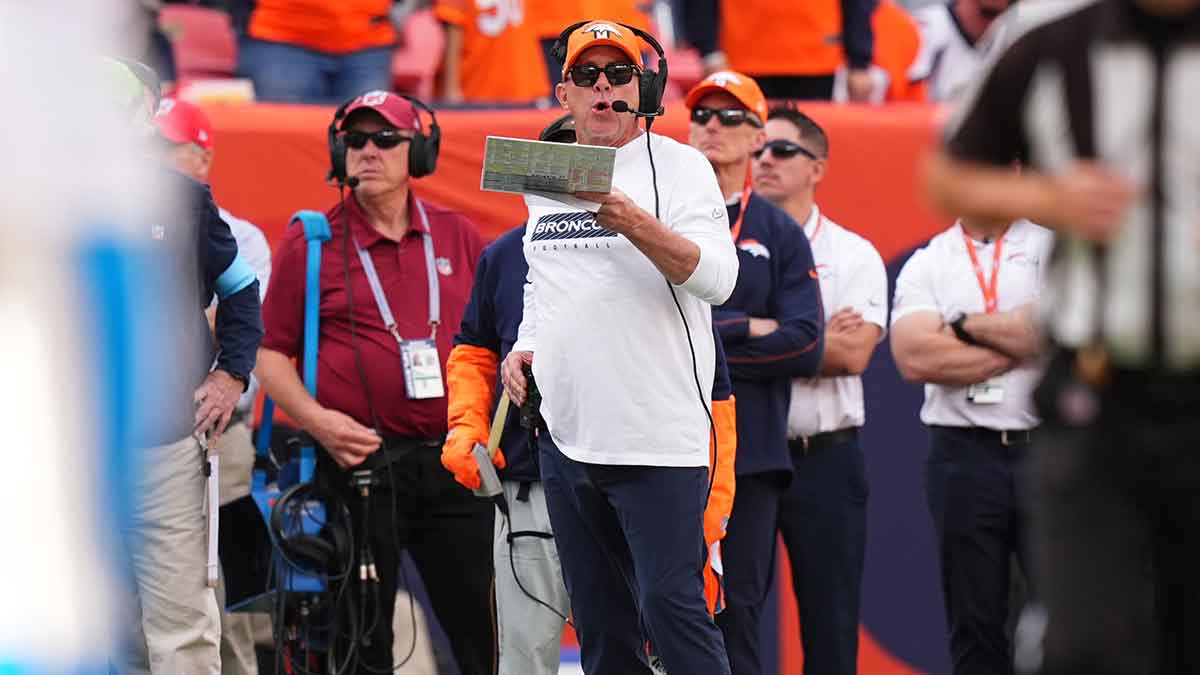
[
  {"xmin": 801, "ymin": 436, "xmax": 811, "ymax": 454},
  {"xmin": 1001, "ymin": 430, "xmax": 1012, "ymax": 446}
]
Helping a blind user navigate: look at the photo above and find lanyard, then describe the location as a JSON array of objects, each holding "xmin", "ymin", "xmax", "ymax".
[
  {"xmin": 728, "ymin": 169, "xmax": 754, "ymax": 243},
  {"xmin": 807, "ymin": 209, "xmax": 825, "ymax": 244},
  {"xmin": 961, "ymin": 227, "xmax": 1005, "ymax": 314},
  {"xmin": 353, "ymin": 199, "xmax": 440, "ymax": 341}
]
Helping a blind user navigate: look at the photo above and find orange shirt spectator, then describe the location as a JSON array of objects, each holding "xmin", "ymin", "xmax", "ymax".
[
  {"xmin": 682, "ymin": 0, "xmax": 876, "ymax": 100},
  {"xmin": 833, "ymin": 0, "xmax": 928, "ymax": 103},
  {"xmin": 247, "ymin": 0, "xmax": 395, "ymax": 54},
  {"xmin": 436, "ymin": 0, "xmax": 550, "ymax": 103}
]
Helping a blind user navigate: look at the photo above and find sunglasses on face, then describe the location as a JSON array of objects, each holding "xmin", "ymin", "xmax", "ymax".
[
  {"xmin": 343, "ymin": 129, "xmax": 412, "ymax": 150},
  {"xmin": 568, "ymin": 63, "xmax": 640, "ymax": 87},
  {"xmin": 752, "ymin": 139, "xmax": 819, "ymax": 160},
  {"xmin": 690, "ymin": 106, "xmax": 762, "ymax": 128}
]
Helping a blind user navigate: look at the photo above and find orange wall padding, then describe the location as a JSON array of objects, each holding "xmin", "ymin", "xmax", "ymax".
[{"xmin": 204, "ymin": 102, "xmax": 952, "ymax": 263}]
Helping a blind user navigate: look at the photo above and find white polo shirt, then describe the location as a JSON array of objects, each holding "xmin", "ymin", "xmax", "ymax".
[
  {"xmin": 891, "ymin": 219, "xmax": 1054, "ymax": 431},
  {"xmin": 788, "ymin": 206, "xmax": 888, "ymax": 438}
]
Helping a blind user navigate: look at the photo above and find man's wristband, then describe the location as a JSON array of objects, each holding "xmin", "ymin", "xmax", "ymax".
[{"xmin": 950, "ymin": 314, "xmax": 979, "ymax": 346}]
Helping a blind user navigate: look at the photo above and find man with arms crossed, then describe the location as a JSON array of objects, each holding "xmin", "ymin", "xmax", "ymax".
[
  {"xmin": 890, "ymin": 210, "xmax": 1052, "ymax": 674},
  {"xmin": 500, "ymin": 20, "xmax": 739, "ymax": 675},
  {"xmin": 754, "ymin": 105, "xmax": 888, "ymax": 675}
]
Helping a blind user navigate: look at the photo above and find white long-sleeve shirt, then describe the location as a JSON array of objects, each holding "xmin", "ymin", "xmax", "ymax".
[{"xmin": 513, "ymin": 131, "xmax": 738, "ymax": 467}]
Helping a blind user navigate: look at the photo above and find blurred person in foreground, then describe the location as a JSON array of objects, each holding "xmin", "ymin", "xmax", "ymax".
[
  {"xmin": 925, "ymin": 0, "xmax": 1200, "ymax": 671},
  {"xmin": 754, "ymin": 105, "xmax": 889, "ymax": 674},
  {"xmin": 499, "ymin": 20, "xmax": 739, "ymax": 675},
  {"xmin": 684, "ymin": 71, "xmax": 826, "ymax": 675},
  {"xmin": 153, "ymin": 96, "xmax": 272, "ymax": 675},
  {"xmin": 105, "ymin": 57, "xmax": 264, "ymax": 675}
]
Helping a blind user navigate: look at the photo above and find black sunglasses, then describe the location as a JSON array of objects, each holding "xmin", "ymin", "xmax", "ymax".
[
  {"xmin": 690, "ymin": 106, "xmax": 762, "ymax": 128},
  {"xmin": 753, "ymin": 139, "xmax": 819, "ymax": 160},
  {"xmin": 568, "ymin": 63, "xmax": 640, "ymax": 87},
  {"xmin": 343, "ymin": 129, "xmax": 412, "ymax": 150}
]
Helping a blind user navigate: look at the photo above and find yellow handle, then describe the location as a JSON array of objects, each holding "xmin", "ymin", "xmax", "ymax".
[{"xmin": 486, "ymin": 391, "xmax": 511, "ymax": 459}]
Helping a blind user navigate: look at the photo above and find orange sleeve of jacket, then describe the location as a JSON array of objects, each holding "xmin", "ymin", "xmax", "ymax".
[
  {"xmin": 441, "ymin": 344, "xmax": 505, "ymax": 490},
  {"xmin": 703, "ymin": 396, "xmax": 737, "ymax": 615}
]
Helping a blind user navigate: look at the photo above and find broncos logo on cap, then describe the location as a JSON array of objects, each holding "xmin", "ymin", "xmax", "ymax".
[
  {"xmin": 582, "ymin": 22, "xmax": 623, "ymax": 39},
  {"xmin": 708, "ymin": 72, "xmax": 744, "ymax": 88}
]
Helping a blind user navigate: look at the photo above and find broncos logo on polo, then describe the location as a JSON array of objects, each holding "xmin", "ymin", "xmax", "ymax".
[
  {"xmin": 737, "ymin": 239, "xmax": 770, "ymax": 259},
  {"xmin": 583, "ymin": 23, "xmax": 623, "ymax": 40}
]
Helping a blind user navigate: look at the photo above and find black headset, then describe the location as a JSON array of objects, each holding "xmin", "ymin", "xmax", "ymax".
[
  {"xmin": 551, "ymin": 20, "xmax": 669, "ymax": 117},
  {"xmin": 327, "ymin": 92, "xmax": 441, "ymax": 185}
]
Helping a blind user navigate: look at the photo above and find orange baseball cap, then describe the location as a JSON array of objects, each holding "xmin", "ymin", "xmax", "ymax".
[
  {"xmin": 685, "ymin": 71, "xmax": 768, "ymax": 126},
  {"xmin": 153, "ymin": 97, "xmax": 214, "ymax": 150},
  {"xmin": 560, "ymin": 20, "xmax": 643, "ymax": 77}
]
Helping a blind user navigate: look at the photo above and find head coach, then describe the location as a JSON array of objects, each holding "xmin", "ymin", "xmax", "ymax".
[{"xmin": 498, "ymin": 19, "xmax": 740, "ymax": 675}]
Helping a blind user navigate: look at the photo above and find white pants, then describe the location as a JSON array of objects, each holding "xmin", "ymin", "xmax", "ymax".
[
  {"xmin": 494, "ymin": 480, "xmax": 571, "ymax": 675},
  {"xmin": 115, "ymin": 435, "xmax": 221, "ymax": 675}
]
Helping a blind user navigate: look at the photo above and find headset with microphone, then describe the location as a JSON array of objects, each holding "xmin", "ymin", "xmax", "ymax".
[
  {"xmin": 551, "ymin": 20, "xmax": 669, "ymax": 122},
  {"xmin": 326, "ymin": 92, "xmax": 442, "ymax": 187}
]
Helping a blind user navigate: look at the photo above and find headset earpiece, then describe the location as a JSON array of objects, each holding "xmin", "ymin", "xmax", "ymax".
[{"xmin": 327, "ymin": 100, "xmax": 352, "ymax": 185}]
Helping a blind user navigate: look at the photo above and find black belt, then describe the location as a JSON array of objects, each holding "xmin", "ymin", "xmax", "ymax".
[
  {"xmin": 353, "ymin": 436, "xmax": 443, "ymax": 472},
  {"xmin": 930, "ymin": 425, "xmax": 1037, "ymax": 447},
  {"xmin": 788, "ymin": 427, "xmax": 859, "ymax": 454}
]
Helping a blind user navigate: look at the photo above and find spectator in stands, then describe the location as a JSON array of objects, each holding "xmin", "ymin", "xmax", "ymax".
[
  {"xmin": 680, "ymin": 0, "xmax": 877, "ymax": 101},
  {"xmin": 104, "ymin": 56, "xmax": 263, "ymax": 675},
  {"xmin": 754, "ymin": 105, "xmax": 888, "ymax": 675},
  {"xmin": 256, "ymin": 90, "xmax": 494, "ymax": 674},
  {"xmin": 435, "ymin": 0, "xmax": 549, "ymax": 104},
  {"xmin": 235, "ymin": 1, "xmax": 400, "ymax": 103},
  {"xmin": 685, "ymin": 71, "xmax": 825, "ymax": 675},
  {"xmin": 153, "ymin": 96, "xmax": 272, "ymax": 675},
  {"xmin": 832, "ymin": 0, "xmax": 927, "ymax": 104},
  {"xmin": 909, "ymin": 0, "xmax": 1013, "ymax": 101}
]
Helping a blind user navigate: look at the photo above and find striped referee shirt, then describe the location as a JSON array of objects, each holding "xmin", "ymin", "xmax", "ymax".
[{"xmin": 945, "ymin": 0, "xmax": 1200, "ymax": 372}]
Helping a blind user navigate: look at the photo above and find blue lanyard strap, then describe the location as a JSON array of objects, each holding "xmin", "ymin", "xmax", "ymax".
[{"xmin": 353, "ymin": 199, "xmax": 440, "ymax": 340}]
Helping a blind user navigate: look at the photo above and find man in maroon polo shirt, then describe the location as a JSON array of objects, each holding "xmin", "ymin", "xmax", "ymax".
[{"xmin": 257, "ymin": 91, "xmax": 493, "ymax": 674}]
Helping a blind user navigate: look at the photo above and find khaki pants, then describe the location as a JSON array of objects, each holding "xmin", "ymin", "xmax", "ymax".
[
  {"xmin": 115, "ymin": 435, "xmax": 221, "ymax": 675},
  {"xmin": 495, "ymin": 480, "xmax": 570, "ymax": 675}
]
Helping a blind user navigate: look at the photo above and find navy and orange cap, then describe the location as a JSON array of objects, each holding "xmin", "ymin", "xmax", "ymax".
[
  {"xmin": 560, "ymin": 20, "xmax": 643, "ymax": 76},
  {"xmin": 685, "ymin": 70, "xmax": 769, "ymax": 126}
]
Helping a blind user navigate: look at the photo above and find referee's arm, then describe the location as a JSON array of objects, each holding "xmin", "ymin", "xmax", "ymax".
[{"xmin": 923, "ymin": 26, "xmax": 1137, "ymax": 242}]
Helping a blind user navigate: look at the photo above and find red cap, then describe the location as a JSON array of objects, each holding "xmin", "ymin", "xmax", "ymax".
[
  {"xmin": 340, "ymin": 90, "xmax": 420, "ymax": 131},
  {"xmin": 685, "ymin": 71, "xmax": 768, "ymax": 126},
  {"xmin": 153, "ymin": 97, "xmax": 214, "ymax": 150}
]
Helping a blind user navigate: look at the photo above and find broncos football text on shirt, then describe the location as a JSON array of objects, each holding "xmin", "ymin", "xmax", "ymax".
[{"xmin": 513, "ymin": 132, "xmax": 738, "ymax": 468}]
